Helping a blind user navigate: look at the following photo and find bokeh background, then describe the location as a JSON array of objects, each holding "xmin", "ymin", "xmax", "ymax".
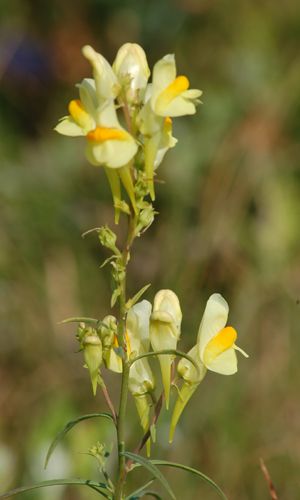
[{"xmin": 1, "ymin": 0, "xmax": 300, "ymax": 498}]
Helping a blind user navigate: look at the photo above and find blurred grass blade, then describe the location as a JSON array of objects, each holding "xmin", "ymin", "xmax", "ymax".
[
  {"xmin": 150, "ymin": 460, "xmax": 227, "ymax": 500},
  {"xmin": 125, "ymin": 478, "xmax": 155, "ymax": 499},
  {"xmin": 140, "ymin": 493, "xmax": 162, "ymax": 499},
  {"xmin": 0, "ymin": 478, "xmax": 111, "ymax": 499},
  {"xmin": 45, "ymin": 413, "xmax": 115, "ymax": 468},
  {"xmin": 121, "ymin": 452, "xmax": 176, "ymax": 500}
]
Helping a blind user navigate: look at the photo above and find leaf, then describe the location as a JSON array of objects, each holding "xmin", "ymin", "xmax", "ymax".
[
  {"xmin": 100, "ymin": 255, "xmax": 118, "ymax": 269},
  {"xmin": 150, "ymin": 460, "xmax": 228, "ymax": 500},
  {"xmin": 125, "ymin": 479, "xmax": 155, "ymax": 499},
  {"xmin": 125, "ymin": 284, "xmax": 151, "ymax": 310},
  {"xmin": 45, "ymin": 413, "xmax": 115, "ymax": 469},
  {"xmin": 129, "ymin": 350, "xmax": 200, "ymax": 375},
  {"xmin": 60, "ymin": 317, "xmax": 100, "ymax": 325},
  {"xmin": 121, "ymin": 452, "xmax": 176, "ymax": 500},
  {"xmin": 0, "ymin": 478, "xmax": 111, "ymax": 499}
]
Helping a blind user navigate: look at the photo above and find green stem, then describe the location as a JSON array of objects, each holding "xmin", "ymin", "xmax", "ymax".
[{"xmin": 114, "ymin": 210, "xmax": 138, "ymax": 500}]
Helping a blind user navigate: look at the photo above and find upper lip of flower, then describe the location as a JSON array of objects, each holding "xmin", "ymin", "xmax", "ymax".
[{"xmin": 150, "ymin": 53, "xmax": 202, "ymax": 117}]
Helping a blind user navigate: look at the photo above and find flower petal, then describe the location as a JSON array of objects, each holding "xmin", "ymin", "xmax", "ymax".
[
  {"xmin": 156, "ymin": 95, "xmax": 197, "ymax": 117},
  {"xmin": 205, "ymin": 347, "xmax": 238, "ymax": 375},
  {"xmin": 85, "ymin": 133, "xmax": 138, "ymax": 168},
  {"xmin": 77, "ymin": 78, "xmax": 98, "ymax": 119},
  {"xmin": 152, "ymin": 289, "xmax": 182, "ymax": 332},
  {"xmin": 152, "ymin": 54, "xmax": 177, "ymax": 90},
  {"xmin": 82, "ymin": 45, "xmax": 120, "ymax": 99},
  {"xmin": 197, "ymin": 293, "xmax": 229, "ymax": 359},
  {"xmin": 203, "ymin": 326, "xmax": 237, "ymax": 366},
  {"xmin": 54, "ymin": 116, "xmax": 84, "ymax": 137},
  {"xmin": 68, "ymin": 99, "xmax": 95, "ymax": 131},
  {"xmin": 127, "ymin": 300, "xmax": 152, "ymax": 353}
]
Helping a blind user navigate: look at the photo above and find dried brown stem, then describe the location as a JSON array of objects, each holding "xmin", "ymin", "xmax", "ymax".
[{"xmin": 259, "ymin": 458, "xmax": 279, "ymax": 500}]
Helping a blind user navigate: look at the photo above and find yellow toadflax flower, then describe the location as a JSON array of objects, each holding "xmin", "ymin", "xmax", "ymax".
[
  {"xmin": 169, "ymin": 293, "xmax": 248, "ymax": 442},
  {"xmin": 150, "ymin": 290, "xmax": 182, "ymax": 409},
  {"xmin": 55, "ymin": 80, "xmax": 137, "ymax": 169},
  {"xmin": 126, "ymin": 300, "xmax": 155, "ymax": 456},
  {"xmin": 113, "ymin": 43, "xmax": 150, "ymax": 104},
  {"xmin": 138, "ymin": 97, "xmax": 177, "ymax": 199},
  {"xmin": 54, "ymin": 47, "xmax": 138, "ymax": 220},
  {"xmin": 150, "ymin": 54, "xmax": 202, "ymax": 117}
]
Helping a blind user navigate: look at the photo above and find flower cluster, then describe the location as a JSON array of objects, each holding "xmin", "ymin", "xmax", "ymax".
[
  {"xmin": 79, "ymin": 290, "xmax": 248, "ymax": 452},
  {"xmin": 55, "ymin": 43, "xmax": 202, "ymax": 218}
]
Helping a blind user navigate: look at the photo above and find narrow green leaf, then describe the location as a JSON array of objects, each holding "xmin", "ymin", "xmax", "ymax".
[
  {"xmin": 45, "ymin": 413, "xmax": 115, "ymax": 469},
  {"xmin": 125, "ymin": 284, "xmax": 151, "ymax": 310},
  {"xmin": 100, "ymin": 255, "xmax": 117, "ymax": 269},
  {"xmin": 125, "ymin": 479, "xmax": 155, "ymax": 499},
  {"xmin": 121, "ymin": 452, "xmax": 176, "ymax": 500},
  {"xmin": 150, "ymin": 460, "xmax": 228, "ymax": 500},
  {"xmin": 81, "ymin": 227, "xmax": 101, "ymax": 237},
  {"xmin": 129, "ymin": 350, "xmax": 200, "ymax": 375},
  {"xmin": 60, "ymin": 317, "xmax": 99, "ymax": 325},
  {"xmin": 0, "ymin": 478, "xmax": 111, "ymax": 499}
]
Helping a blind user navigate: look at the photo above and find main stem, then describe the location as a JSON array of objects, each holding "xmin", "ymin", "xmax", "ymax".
[{"xmin": 114, "ymin": 212, "xmax": 137, "ymax": 500}]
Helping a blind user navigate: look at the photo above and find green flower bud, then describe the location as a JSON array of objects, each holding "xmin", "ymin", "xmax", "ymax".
[
  {"xmin": 135, "ymin": 205, "xmax": 155, "ymax": 235},
  {"xmin": 76, "ymin": 322, "xmax": 86, "ymax": 342},
  {"xmin": 83, "ymin": 335, "xmax": 103, "ymax": 395},
  {"xmin": 98, "ymin": 226, "xmax": 118, "ymax": 253},
  {"xmin": 98, "ymin": 315, "xmax": 118, "ymax": 350}
]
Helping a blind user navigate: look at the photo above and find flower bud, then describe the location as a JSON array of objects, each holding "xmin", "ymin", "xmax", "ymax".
[
  {"xmin": 135, "ymin": 205, "xmax": 155, "ymax": 236},
  {"xmin": 98, "ymin": 226, "xmax": 118, "ymax": 253},
  {"xmin": 83, "ymin": 335, "xmax": 103, "ymax": 395},
  {"xmin": 150, "ymin": 290, "xmax": 182, "ymax": 409},
  {"xmin": 113, "ymin": 43, "xmax": 150, "ymax": 103},
  {"xmin": 76, "ymin": 322, "xmax": 86, "ymax": 343},
  {"xmin": 98, "ymin": 315, "xmax": 117, "ymax": 350}
]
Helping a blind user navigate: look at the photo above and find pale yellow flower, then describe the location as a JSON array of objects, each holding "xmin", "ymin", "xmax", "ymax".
[
  {"xmin": 138, "ymin": 98, "xmax": 177, "ymax": 199},
  {"xmin": 55, "ymin": 80, "xmax": 137, "ymax": 169},
  {"xmin": 113, "ymin": 43, "xmax": 150, "ymax": 103},
  {"xmin": 150, "ymin": 54, "xmax": 202, "ymax": 117},
  {"xmin": 169, "ymin": 293, "xmax": 248, "ymax": 442},
  {"xmin": 127, "ymin": 300, "xmax": 154, "ymax": 456},
  {"xmin": 150, "ymin": 290, "xmax": 182, "ymax": 409}
]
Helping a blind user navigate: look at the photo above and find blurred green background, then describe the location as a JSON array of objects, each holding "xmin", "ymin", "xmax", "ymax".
[{"xmin": 1, "ymin": 0, "xmax": 300, "ymax": 498}]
